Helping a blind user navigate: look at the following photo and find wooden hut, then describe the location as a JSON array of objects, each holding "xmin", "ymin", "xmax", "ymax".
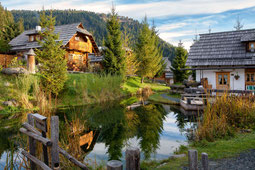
[
  {"xmin": 9, "ymin": 23, "xmax": 100, "ymax": 72},
  {"xmin": 187, "ymin": 29, "xmax": 255, "ymax": 91}
]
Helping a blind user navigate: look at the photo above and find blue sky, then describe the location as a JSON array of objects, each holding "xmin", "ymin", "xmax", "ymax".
[{"xmin": 2, "ymin": 0, "xmax": 255, "ymax": 49}]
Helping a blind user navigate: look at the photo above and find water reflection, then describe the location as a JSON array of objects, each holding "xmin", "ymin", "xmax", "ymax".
[
  {"xmin": 56, "ymin": 99, "xmax": 197, "ymax": 162},
  {"xmin": 0, "ymin": 97, "xmax": 198, "ymax": 168}
]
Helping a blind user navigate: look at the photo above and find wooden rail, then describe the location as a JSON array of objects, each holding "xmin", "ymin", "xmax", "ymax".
[
  {"xmin": 20, "ymin": 113, "xmax": 89, "ymax": 170},
  {"xmin": 20, "ymin": 114, "xmax": 209, "ymax": 170},
  {"xmin": 184, "ymin": 88, "xmax": 254, "ymax": 94}
]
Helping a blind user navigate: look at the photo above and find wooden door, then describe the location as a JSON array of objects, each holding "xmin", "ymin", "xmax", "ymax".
[{"xmin": 216, "ymin": 72, "xmax": 230, "ymax": 90}]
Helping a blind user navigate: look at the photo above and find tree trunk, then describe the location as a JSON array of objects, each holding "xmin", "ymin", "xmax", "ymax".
[{"xmin": 141, "ymin": 77, "xmax": 144, "ymax": 84}]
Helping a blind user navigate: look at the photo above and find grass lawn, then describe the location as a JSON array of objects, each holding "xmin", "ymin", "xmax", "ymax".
[
  {"xmin": 59, "ymin": 74, "xmax": 170, "ymax": 106},
  {"xmin": 148, "ymin": 93, "xmax": 180, "ymax": 105},
  {"xmin": 123, "ymin": 77, "xmax": 170, "ymax": 95},
  {"xmin": 142, "ymin": 132, "xmax": 255, "ymax": 169}
]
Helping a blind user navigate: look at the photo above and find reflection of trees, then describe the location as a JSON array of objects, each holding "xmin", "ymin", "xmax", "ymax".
[
  {"xmin": 135, "ymin": 104, "xmax": 167, "ymax": 159},
  {"xmin": 56, "ymin": 101, "xmax": 169, "ymax": 161}
]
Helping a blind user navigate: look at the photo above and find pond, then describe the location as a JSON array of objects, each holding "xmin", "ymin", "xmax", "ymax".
[{"xmin": 0, "ymin": 96, "xmax": 198, "ymax": 168}]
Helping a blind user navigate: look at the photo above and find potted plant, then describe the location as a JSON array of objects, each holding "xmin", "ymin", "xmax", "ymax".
[{"xmin": 234, "ymin": 74, "xmax": 240, "ymax": 80}]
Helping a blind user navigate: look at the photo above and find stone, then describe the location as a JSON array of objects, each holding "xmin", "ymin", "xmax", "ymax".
[
  {"xmin": 1, "ymin": 67, "xmax": 29, "ymax": 75},
  {"xmin": 3, "ymin": 99, "xmax": 19, "ymax": 107},
  {"xmin": 4, "ymin": 82, "xmax": 11, "ymax": 87}
]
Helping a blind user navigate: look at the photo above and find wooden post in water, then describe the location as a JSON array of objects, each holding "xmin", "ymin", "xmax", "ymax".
[
  {"xmin": 188, "ymin": 149, "xmax": 198, "ymax": 170},
  {"xmin": 33, "ymin": 113, "xmax": 49, "ymax": 165},
  {"xmin": 27, "ymin": 114, "xmax": 36, "ymax": 170},
  {"xmin": 126, "ymin": 147, "xmax": 140, "ymax": 170},
  {"xmin": 51, "ymin": 116, "xmax": 60, "ymax": 169},
  {"xmin": 201, "ymin": 153, "xmax": 209, "ymax": 170},
  {"xmin": 107, "ymin": 160, "xmax": 123, "ymax": 170}
]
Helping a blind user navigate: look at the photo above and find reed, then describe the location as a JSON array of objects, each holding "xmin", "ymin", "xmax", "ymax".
[{"xmin": 196, "ymin": 94, "xmax": 255, "ymax": 142}]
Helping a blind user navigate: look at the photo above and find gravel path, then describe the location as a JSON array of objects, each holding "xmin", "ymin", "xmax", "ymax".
[{"xmin": 182, "ymin": 149, "xmax": 255, "ymax": 170}]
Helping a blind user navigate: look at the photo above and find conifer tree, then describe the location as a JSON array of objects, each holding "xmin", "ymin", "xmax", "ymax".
[
  {"xmin": 102, "ymin": 6, "xmax": 125, "ymax": 75},
  {"xmin": 135, "ymin": 17, "xmax": 162, "ymax": 83},
  {"xmin": 0, "ymin": 3, "xmax": 24, "ymax": 53},
  {"xmin": 122, "ymin": 26, "xmax": 138, "ymax": 75},
  {"xmin": 35, "ymin": 10, "xmax": 67, "ymax": 97},
  {"xmin": 171, "ymin": 43, "xmax": 190, "ymax": 83}
]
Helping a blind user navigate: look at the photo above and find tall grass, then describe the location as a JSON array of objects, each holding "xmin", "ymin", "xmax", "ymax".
[
  {"xmin": 59, "ymin": 73, "xmax": 123, "ymax": 105},
  {"xmin": 196, "ymin": 94, "xmax": 255, "ymax": 142}
]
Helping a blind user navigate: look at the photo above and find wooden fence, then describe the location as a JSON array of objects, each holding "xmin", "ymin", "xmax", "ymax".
[
  {"xmin": 20, "ymin": 113, "xmax": 89, "ymax": 170},
  {"xmin": 20, "ymin": 113, "xmax": 208, "ymax": 170},
  {"xmin": 0, "ymin": 54, "xmax": 16, "ymax": 68}
]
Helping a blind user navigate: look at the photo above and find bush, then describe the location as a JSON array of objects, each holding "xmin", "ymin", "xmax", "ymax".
[{"xmin": 196, "ymin": 94, "xmax": 255, "ymax": 142}]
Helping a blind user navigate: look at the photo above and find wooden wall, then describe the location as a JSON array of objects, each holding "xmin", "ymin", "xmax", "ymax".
[{"xmin": 0, "ymin": 54, "xmax": 16, "ymax": 68}]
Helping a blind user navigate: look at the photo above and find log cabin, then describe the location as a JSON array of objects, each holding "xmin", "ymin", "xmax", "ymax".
[
  {"xmin": 187, "ymin": 29, "xmax": 255, "ymax": 91},
  {"xmin": 8, "ymin": 23, "xmax": 100, "ymax": 73}
]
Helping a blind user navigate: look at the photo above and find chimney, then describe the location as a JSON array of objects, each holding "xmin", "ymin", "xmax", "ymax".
[{"xmin": 36, "ymin": 26, "xmax": 41, "ymax": 32}]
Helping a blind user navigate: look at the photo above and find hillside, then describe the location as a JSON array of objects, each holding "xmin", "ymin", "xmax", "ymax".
[{"xmin": 11, "ymin": 10, "xmax": 176, "ymax": 60}]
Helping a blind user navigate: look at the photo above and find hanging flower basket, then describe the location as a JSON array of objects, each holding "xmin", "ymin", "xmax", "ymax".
[{"xmin": 234, "ymin": 74, "xmax": 240, "ymax": 80}]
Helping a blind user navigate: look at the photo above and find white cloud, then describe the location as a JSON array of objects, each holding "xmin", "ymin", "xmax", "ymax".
[{"xmin": 4, "ymin": 0, "xmax": 255, "ymax": 20}]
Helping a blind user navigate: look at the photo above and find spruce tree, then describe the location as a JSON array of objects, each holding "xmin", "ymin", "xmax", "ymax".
[
  {"xmin": 171, "ymin": 43, "xmax": 190, "ymax": 83},
  {"xmin": 0, "ymin": 4, "xmax": 24, "ymax": 53},
  {"xmin": 122, "ymin": 26, "xmax": 138, "ymax": 75},
  {"xmin": 35, "ymin": 11, "xmax": 67, "ymax": 97},
  {"xmin": 102, "ymin": 6, "xmax": 125, "ymax": 75},
  {"xmin": 135, "ymin": 17, "xmax": 162, "ymax": 83}
]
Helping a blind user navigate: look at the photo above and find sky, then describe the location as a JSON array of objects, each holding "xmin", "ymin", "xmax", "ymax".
[{"xmin": 2, "ymin": 0, "xmax": 255, "ymax": 49}]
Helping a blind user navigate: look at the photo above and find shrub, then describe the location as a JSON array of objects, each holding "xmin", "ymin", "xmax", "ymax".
[{"xmin": 196, "ymin": 94, "xmax": 255, "ymax": 142}]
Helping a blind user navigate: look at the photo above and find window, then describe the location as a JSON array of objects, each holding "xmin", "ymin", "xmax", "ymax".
[
  {"xmin": 218, "ymin": 75, "xmax": 223, "ymax": 84},
  {"xmin": 246, "ymin": 73, "xmax": 255, "ymax": 82},
  {"xmin": 75, "ymin": 36, "xmax": 80, "ymax": 41},
  {"xmin": 248, "ymin": 42, "xmax": 255, "ymax": 52},
  {"xmin": 29, "ymin": 35, "xmax": 34, "ymax": 42}
]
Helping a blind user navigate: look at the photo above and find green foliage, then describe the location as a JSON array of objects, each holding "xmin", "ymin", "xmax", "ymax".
[
  {"xmin": 171, "ymin": 45, "xmax": 190, "ymax": 83},
  {"xmin": 8, "ymin": 57, "xmax": 24, "ymax": 68},
  {"xmin": 0, "ymin": 4, "xmax": 24, "ymax": 53},
  {"xmin": 135, "ymin": 17, "xmax": 163, "ymax": 83},
  {"xmin": 154, "ymin": 58, "xmax": 167, "ymax": 78},
  {"xmin": 102, "ymin": 7, "xmax": 125, "ymax": 75},
  {"xmin": 59, "ymin": 73, "xmax": 123, "ymax": 106},
  {"xmin": 35, "ymin": 11, "xmax": 67, "ymax": 96},
  {"xmin": 11, "ymin": 9, "xmax": 176, "ymax": 58}
]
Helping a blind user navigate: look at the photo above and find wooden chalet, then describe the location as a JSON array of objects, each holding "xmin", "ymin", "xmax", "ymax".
[
  {"xmin": 153, "ymin": 57, "xmax": 173, "ymax": 85},
  {"xmin": 8, "ymin": 23, "xmax": 100, "ymax": 72},
  {"xmin": 187, "ymin": 29, "xmax": 255, "ymax": 91}
]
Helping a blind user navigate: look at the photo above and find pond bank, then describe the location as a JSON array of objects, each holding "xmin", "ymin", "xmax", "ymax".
[
  {"xmin": 142, "ymin": 132, "xmax": 255, "ymax": 169},
  {"xmin": 148, "ymin": 93, "xmax": 180, "ymax": 105},
  {"xmin": 0, "ymin": 73, "xmax": 170, "ymax": 114}
]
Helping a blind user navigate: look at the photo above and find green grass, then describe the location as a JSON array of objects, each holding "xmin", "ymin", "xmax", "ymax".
[
  {"xmin": 142, "ymin": 132, "xmax": 255, "ymax": 169},
  {"xmin": 0, "ymin": 73, "xmax": 170, "ymax": 109},
  {"xmin": 148, "ymin": 93, "xmax": 180, "ymax": 105},
  {"xmin": 123, "ymin": 77, "xmax": 170, "ymax": 95}
]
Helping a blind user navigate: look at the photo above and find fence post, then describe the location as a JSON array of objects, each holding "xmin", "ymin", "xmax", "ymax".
[
  {"xmin": 126, "ymin": 147, "xmax": 140, "ymax": 170},
  {"xmin": 188, "ymin": 149, "xmax": 198, "ymax": 170},
  {"xmin": 27, "ymin": 114, "xmax": 36, "ymax": 170},
  {"xmin": 51, "ymin": 116, "xmax": 60, "ymax": 169},
  {"xmin": 201, "ymin": 153, "xmax": 209, "ymax": 170},
  {"xmin": 107, "ymin": 160, "xmax": 123, "ymax": 170}
]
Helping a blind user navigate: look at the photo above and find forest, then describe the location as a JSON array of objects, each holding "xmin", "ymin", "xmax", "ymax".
[{"xmin": 11, "ymin": 9, "xmax": 176, "ymax": 61}]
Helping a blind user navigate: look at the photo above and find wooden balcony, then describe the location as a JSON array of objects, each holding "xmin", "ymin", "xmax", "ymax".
[{"xmin": 69, "ymin": 41, "xmax": 92, "ymax": 53}]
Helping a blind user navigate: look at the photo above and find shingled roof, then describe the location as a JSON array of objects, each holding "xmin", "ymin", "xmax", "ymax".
[
  {"xmin": 187, "ymin": 28, "xmax": 255, "ymax": 67},
  {"xmin": 9, "ymin": 23, "xmax": 99, "ymax": 53}
]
